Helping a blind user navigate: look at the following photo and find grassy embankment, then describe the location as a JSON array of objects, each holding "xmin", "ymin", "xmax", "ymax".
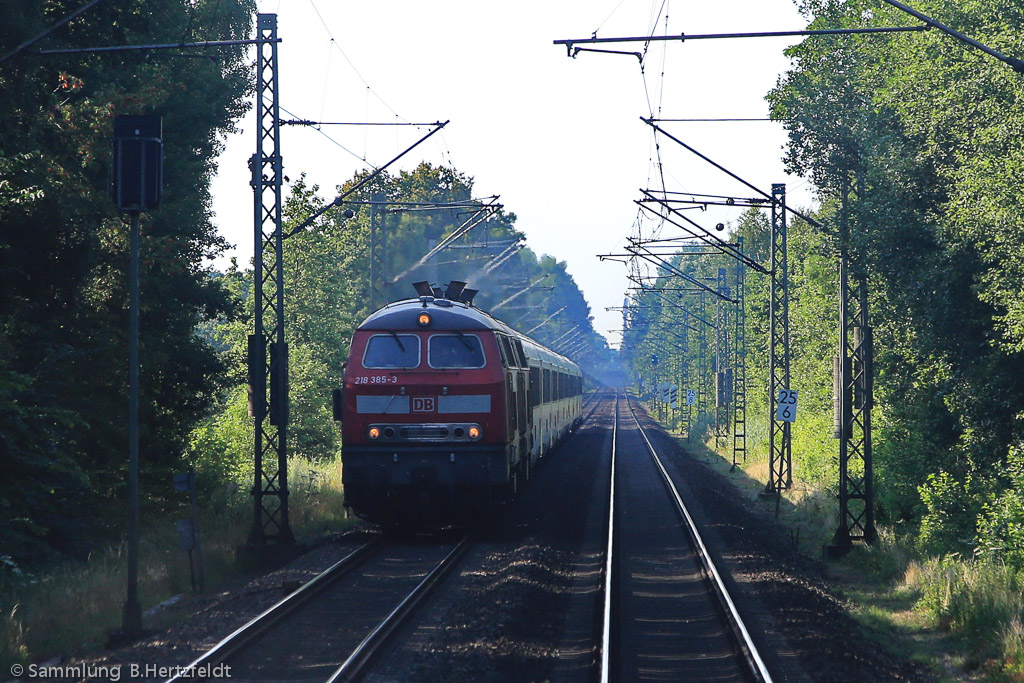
[{"xmin": 0, "ymin": 458, "xmax": 352, "ymax": 672}]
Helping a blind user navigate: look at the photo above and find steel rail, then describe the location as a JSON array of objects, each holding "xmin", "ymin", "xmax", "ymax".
[
  {"xmin": 326, "ymin": 535, "xmax": 473, "ymax": 682},
  {"xmin": 598, "ymin": 392, "xmax": 618, "ymax": 683},
  {"xmin": 625, "ymin": 398, "xmax": 773, "ymax": 683},
  {"xmin": 165, "ymin": 539, "xmax": 380, "ymax": 682}
]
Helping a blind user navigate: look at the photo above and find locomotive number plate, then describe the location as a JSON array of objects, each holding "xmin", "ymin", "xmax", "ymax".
[{"xmin": 354, "ymin": 375, "xmax": 398, "ymax": 385}]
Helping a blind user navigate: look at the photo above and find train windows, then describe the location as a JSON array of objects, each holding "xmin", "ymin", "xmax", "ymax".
[
  {"xmin": 543, "ymin": 369, "xmax": 551, "ymax": 403},
  {"xmin": 507, "ymin": 339, "xmax": 524, "ymax": 368},
  {"xmin": 362, "ymin": 334, "xmax": 420, "ymax": 368},
  {"xmin": 530, "ymin": 367, "xmax": 541, "ymax": 406},
  {"xmin": 428, "ymin": 334, "xmax": 486, "ymax": 368}
]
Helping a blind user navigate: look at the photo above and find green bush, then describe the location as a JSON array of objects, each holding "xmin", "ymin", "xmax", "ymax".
[
  {"xmin": 977, "ymin": 447, "xmax": 1024, "ymax": 572},
  {"xmin": 917, "ymin": 471, "xmax": 979, "ymax": 556}
]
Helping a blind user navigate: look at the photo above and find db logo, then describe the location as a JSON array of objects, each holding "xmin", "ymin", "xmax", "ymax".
[{"xmin": 412, "ymin": 397, "xmax": 436, "ymax": 412}]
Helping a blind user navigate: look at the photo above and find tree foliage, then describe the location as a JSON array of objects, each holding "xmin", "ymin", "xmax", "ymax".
[
  {"xmin": 624, "ymin": 0, "xmax": 1024, "ymax": 563},
  {"xmin": 0, "ymin": 0, "xmax": 254, "ymax": 563},
  {"xmin": 769, "ymin": 0, "xmax": 1024, "ymax": 552}
]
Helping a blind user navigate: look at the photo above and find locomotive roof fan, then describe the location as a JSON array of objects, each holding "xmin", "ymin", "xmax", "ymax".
[
  {"xmin": 445, "ymin": 280, "xmax": 466, "ymax": 301},
  {"xmin": 412, "ymin": 279, "xmax": 478, "ymax": 305}
]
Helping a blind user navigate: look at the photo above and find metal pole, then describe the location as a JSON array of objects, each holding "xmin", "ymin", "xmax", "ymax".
[
  {"xmin": 733, "ymin": 237, "xmax": 747, "ymax": 468},
  {"xmin": 554, "ymin": 24, "xmax": 931, "ymax": 50},
  {"xmin": 878, "ymin": 0, "xmax": 1024, "ymax": 74},
  {"xmin": 829, "ymin": 173, "xmax": 877, "ymax": 556},
  {"xmin": 682, "ymin": 308, "xmax": 690, "ymax": 438},
  {"xmin": 123, "ymin": 210, "xmax": 142, "ymax": 634},
  {"xmin": 248, "ymin": 13, "xmax": 293, "ymax": 548},
  {"xmin": 834, "ymin": 187, "xmax": 852, "ymax": 544},
  {"xmin": 715, "ymin": 267, "xmax": 731, "ymax": 444},
  {"xmin": 698, "ymin": 291, "xmax": 707, "ymax": 425},
  {"xmin": 764, "ymin": 184, "xmax": 792, "ymax": 496}
]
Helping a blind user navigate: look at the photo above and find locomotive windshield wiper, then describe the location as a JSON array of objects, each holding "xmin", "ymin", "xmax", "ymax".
[
  {"xmin": 389, "ymin": 330, "xmax": 406, "ymax": 353},
  {"xmin": 454, "ymin": 331, "xmax": 474, "ymax": 351}
]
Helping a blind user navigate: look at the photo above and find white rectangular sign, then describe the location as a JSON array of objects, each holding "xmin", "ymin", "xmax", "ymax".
[
  {"xmin": 686, "ymin": 389, "xmax": 697, "ymax": 405},
  {"xmin": 775, "ymin": 389, "xmax": 798, "ymax": 422}
]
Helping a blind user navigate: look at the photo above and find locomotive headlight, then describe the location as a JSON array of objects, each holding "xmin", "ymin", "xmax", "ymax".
[
  {"xmin": 368, "ymin": 427, "xmax": 381, "ymax": 440},
  {"xmin": 417, "ymin": 312, "xmax": 431, "ymax": 326},
  {"xmin": 468, "ymin": 426, "xmax": 481, "ymax": 440}
]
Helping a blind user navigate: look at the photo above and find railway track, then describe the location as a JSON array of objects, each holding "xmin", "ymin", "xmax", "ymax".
[
  {"xmin": 166, "ymin": 534, "xmax": 471, "ymax": 683},
  {"xmin": 164, "ymin": 393, "xmax": 613, "ymax": 683},
  {"xmin": 596, "ymin": 392, "xmax": 773, "ymax": 682},
  {"xmin": 164, "ymin": 391, "xmax": 773, "ymax": 682}
]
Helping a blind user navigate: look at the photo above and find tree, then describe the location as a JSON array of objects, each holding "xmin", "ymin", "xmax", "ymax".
[
  {"xmin": 0, "ymin": 0, "xmax": 255, "ymax": 562},
  {"xmin": 766, "ymin": 0, "xmax": 1024, "ymax": 543}
]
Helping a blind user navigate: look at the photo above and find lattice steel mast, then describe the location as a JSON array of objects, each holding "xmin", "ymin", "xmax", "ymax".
[
  {"xmin": 715, "ymin": 267, "xmax": 732, "ymax": 444},
  {"xmin": 681, "ymin": 308, "xmax": 691, "ymax": 437},
  {"xmin": 733, "ymin": 237, "xmax": 747, "ymax": 467},
  {"xmin": 829, "ymin": 177, "xmax": 877, "ymax": 554},
  {"xmin": 248, "ymin": 14, "xmax": 294, "ymax": 546},
  {"xmin": 764, "ymin": 184, "xmax": 792, "ymax": 494}
]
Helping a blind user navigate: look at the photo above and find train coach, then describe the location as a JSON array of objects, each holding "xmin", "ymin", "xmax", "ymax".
[{"xmin": 332, "ymin": 281, "xmax": 583, "ymax": 525}]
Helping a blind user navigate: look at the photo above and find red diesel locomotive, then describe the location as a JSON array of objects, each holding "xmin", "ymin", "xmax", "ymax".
[{"xmin": 333, "ymin": 281, "xmax": 583, "ymax": 524}]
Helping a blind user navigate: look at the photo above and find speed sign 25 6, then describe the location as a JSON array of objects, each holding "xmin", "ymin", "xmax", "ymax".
[{"xmin": 775, "ymin": 389, "xmax": 798, "ymax": 422}]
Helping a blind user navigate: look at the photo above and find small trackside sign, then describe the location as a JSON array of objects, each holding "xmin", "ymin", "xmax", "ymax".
[
  {"xmin": 412, "ymin": 396, "xmax": 436, "ymax": 412},
  {"xmin": 776, "ymin": 389, "xmax": 798, "ymax": 422}
]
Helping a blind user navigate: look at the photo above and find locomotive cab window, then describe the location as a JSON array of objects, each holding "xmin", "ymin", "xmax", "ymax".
[
  {"xmin": 497, "ymin": 335, "xmax": 514, "ymax": 368},
  {"xmin": 512, "ymin": 340, "xmax": 527, "ymax": 368},
  {"xmin": 505, "ymin": 338, "xmax": 524, "ymax": 368},
  {"xmin": 362, "ymin": 334, "xmax": 420, "ymax": 368},
  {"xmin": 428, "ymin": 334, "xmax": 486, "ymax": 368}
]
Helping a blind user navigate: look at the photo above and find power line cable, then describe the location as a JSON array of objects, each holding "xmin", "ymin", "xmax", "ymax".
[
  {"xmin": 0, "ymin": 0, "xmax": 105, "ymax": 64},
  {"xmin": 593, "ymin": 0, "xmax": 629, "ymax": 37},
  {"xmin": 278, "ymin": 103, "xmax": 372, "ymax": 167},
  {"xmin": 303, "ymin": 1, "xmax": 459, "ymax": 176},
  {"xmin": 306, "ymin": 0, "xmax": 409, "ymax": 123}
]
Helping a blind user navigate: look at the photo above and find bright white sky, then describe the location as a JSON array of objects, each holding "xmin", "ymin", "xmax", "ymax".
[{"xmin": 211, "ymin": 0, "xmax": 818, "ymax": 348}]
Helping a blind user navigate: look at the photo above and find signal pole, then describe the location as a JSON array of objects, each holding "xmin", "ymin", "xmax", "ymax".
[
  {"xmin": 247, "ymin": 13, "xmax": 294, "ymax": 550},
  {"xmin": 764, "ymin": 184, "xmax": 793, "ymax": 495},
  {"xmin": 828, "ymin": 175, "xmax": 877, "ymax": 556},
  {"xmin": 110, "ymin": 115, "xmax": 163, "ymax": 636}
]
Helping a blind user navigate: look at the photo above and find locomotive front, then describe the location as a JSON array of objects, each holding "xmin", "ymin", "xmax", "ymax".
[{"xmin": 334, "ymin": 289, "xmax": 512, "ymax": 524}]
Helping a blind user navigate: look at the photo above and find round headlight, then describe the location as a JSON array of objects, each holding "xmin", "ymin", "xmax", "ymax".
[
  {"xmin": 417, "ymin": 312, "xmax": 431, "ymax": 326},
  {"xmin": 368, "ymin": 427, "xmax": 381, "ymax": 440},
  {"xmin": 468, "ymin": 426, "xmax": 481, "ymax": 440}
]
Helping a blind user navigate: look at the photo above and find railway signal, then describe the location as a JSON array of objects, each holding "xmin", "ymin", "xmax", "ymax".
[{"xmin": 110, "ymin": 114, "xmax": 163, "ymax": 636}]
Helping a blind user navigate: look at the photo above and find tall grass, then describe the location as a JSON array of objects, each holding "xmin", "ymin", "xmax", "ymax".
[
  {"xmin": 0, "ymin": 457, "xmax": 349, "ymax": 671},
  {"xmin": 902, "ymin": 555, "xmax": 1024, "ymax": 676}
]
